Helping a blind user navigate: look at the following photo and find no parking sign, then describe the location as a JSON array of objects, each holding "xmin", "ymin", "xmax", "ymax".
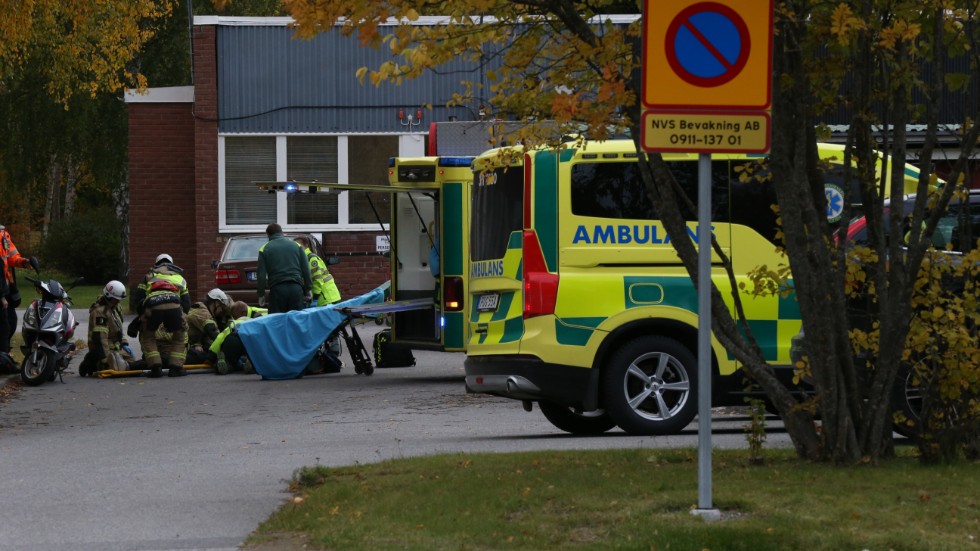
[{"xmin": 642, "ymin": 0, "xmax": 773, "ymax": 153}]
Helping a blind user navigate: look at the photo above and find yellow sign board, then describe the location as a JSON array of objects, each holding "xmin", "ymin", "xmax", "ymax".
[
  {"xmin": 643, "ymin": 0, "xmax": 773, "ymax": 110},
  {"xmin": 642, "ymin": 111, "xmax": 770, "ymax": 153}
]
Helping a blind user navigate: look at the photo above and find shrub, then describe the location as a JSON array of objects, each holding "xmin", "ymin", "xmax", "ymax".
[{"xmin": 39, "ymin": 208, "xmax": 123, "ymax": 283}]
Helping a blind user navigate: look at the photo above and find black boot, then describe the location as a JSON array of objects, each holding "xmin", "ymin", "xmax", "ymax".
[
  {"xmin": 148, "ymin": 364, "xmax": 163, "ymax": 378},
  {"xmin": 167, "ymin": 365, "xmax": 187, "ymax": 377}
]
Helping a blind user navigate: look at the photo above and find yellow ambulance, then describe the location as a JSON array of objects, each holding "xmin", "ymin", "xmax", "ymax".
[
  {"xmin": 257, "ymin": 155, "xmax": 473, "ymax": 353},
  {"xmin": 384, "ymin": 155, "xmax": 472, "ymax": 351},
  {"xmin": 463, "ymin": 139, "xmax": 923, "ymax": 435}
]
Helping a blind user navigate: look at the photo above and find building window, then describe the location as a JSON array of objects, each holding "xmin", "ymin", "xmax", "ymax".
[
  {"xmin": 286, "ymin": 136, "xmax": 339, "ymax": 225},
  {"xmin": 221, "ymin": 134, "xmax": 399, "ymax": 230},
  {"xmin": 224, "ymin": 136, "xmax": 276, "ymax": 225},
  {"xmin": 348, "ymin": 135, "xmax": 397, "ymax": 225}
]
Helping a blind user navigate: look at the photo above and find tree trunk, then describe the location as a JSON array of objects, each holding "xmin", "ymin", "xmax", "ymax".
[
  {"xmin": 43, "ymin": 154, "xmax": 62, "ymax": 238},
  {"xmin": 63, "ymin": 154, "xmax": 78, "ymax": 218}
]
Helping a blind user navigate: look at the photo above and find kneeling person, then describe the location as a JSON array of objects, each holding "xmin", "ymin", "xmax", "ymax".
[
  {"xmin": 185, "ymin": 288, "xmax": 232, "ymax": 365},
  {"xmin": 79, "ymin": 280, "xmax": 137, "ymax": 376},
  {"xmin": 208, "ymin": 301, "xmax": 265, "ymax": 374}
]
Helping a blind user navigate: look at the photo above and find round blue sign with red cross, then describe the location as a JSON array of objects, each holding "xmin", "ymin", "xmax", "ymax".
[{"xmin": 665, "ymin": 3, "xmax": 751, "ymax": 88}]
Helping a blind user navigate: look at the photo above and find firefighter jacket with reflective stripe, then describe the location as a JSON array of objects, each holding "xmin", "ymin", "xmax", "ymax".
[
  {"xmin": 185, "ymin": 302, "xmax": 219, "ymax": 348},
  {"xmin": 133, "ymin": 264, "xmax": 191, "ymax": 315},
  {"xmin": 88, "ymin": 297, "xmax": 126, "ymax": 360}
]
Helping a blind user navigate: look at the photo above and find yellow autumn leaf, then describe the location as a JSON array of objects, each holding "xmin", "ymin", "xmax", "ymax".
[{"xmin": 830, "ymin": 3, "xmax": 858, "ymax": 45}]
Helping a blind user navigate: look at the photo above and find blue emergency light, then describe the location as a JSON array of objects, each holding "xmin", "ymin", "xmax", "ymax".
[
  {"xmin": 438, "ymin": 157, "xmax": 474, "ymax": 168},
  {"xmin": 284, "ymin": 182, "xmax": 298, "ymax": 193}
]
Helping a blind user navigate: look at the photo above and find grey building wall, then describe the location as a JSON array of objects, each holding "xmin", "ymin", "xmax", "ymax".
[
  {"xmin": 209, "ymin": 18, "xmax": 978, "ymax": 142},
  {"xmin": 216, "ymin": 24, "xmax": 501, "ymax": 134}
]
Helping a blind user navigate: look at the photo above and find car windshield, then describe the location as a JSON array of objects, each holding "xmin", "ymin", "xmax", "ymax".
[
  {"xmin": 224, "ymin": 237, "xmax": 267, "ymax": 261},
  {"xmin": 842, "ymin": 195, "xmax": 980, "ymax": 253}
]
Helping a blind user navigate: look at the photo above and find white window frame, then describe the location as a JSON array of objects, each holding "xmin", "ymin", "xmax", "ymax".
[{"xmin": 218, "ymin": 132, "xmax": 425, "ymax": 234}]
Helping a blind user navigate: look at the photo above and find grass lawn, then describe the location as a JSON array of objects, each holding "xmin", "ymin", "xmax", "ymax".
[
  {"xmin": 14, "ymin": 271, "xmax": 101, "ymax": 310},
  {"xmin": 245, "ymin": 447, "xmax": 979, "ymax": 551}
]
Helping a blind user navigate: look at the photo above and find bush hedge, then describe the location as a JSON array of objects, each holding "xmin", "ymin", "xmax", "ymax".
[{"xmin": 39, "ymin": 208, "xmax": 124, "ymax": 283}]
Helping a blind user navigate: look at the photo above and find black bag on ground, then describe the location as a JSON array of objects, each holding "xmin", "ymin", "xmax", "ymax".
[
  {"xmin": 0, "ymin": 351, "xmax": 17, "ymax": 375},
  {"xmin": 372, "ymin": 328, "xmax": 415, "ymax": 368},
  {"xmin": 304, "ymin": 341, "xmax": 344, "ymax": 375}
]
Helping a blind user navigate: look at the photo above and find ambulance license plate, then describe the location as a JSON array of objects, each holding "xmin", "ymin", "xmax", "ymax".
[
  {"xmin": 247, "ymin": 271, "xmax": 257, "ymax": 282},
  {"xmin": 477, "ymin": 293, "xmax": 500, "ymax": 312}
]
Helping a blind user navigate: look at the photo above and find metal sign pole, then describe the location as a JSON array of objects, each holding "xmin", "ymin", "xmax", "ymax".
[{"xmin": 694, "ymin": 153, "xmax": 720, "ymax": 520}]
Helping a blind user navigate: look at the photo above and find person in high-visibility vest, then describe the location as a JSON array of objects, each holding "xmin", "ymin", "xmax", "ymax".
[
  {"xmin": 294, "ymin": 235, "xmax": 341, "ymax": 306},
  {"xmin": 208, "ymin": 301, "xmax": 265, "ymax": 375},
  {"xmin": 294, "ymin": 235, "xmax": 342, "ymax": 358},
  {"xmin": 185, "ymin": 288, "xmax": 233, "ymax": 365},
  {"xmin": 0, "ymin": 225, "xmax": 39, "ymax": 353},
  {"xmin": 132, "ymin": 253, "xmax": 191, "ymax": 378}
]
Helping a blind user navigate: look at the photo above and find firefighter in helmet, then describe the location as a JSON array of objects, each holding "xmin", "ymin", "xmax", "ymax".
[
  {"xmin": 185, "ymin": 288, "xmax": 233, "ymax": 365},
  {"xmin": 79, "ymin": 280, "xmax": 137, "ymax": 376},
  {"xmin": 132, "ymin": 254, "xmax": 191, "ymax": 378}
]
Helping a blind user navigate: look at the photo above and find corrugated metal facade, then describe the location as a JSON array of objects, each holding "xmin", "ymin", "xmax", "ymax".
[
  {"xmin": 215, "ymin": 19, "xmax": 978, "ymax": 136},
  {"xmin": 217, "ymin": 24, "xmax": 499, "ymax": 134}
]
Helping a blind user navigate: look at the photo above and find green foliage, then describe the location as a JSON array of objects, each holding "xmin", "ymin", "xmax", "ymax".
[
  {"xmin": 845, "ymin": 210, "xmax": 980, "ymax": 463},
  {"xmin": 38, "ymin": 209, "xmax": 123, "ymax": 284},
  {"xmin": 904, "ymin": 245, "xmax": 980, "ymax": 463},
  {"xmin": 290, "ymin": 464, "xmax": 332, "ymax": 491}
]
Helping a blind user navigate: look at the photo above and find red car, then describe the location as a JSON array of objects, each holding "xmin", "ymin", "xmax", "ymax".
[
  {"xmin": 211, "ymin": 233, "xmax": 326, "ymax": 306},
  {"xmin": 791, "ymin": 190, "xmax": 980, "ymax": 436}
]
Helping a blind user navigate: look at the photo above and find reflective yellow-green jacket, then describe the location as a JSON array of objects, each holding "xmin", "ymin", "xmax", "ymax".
[{"xmin": 304, "ymin": 247, "xmax": 341, "ymax": 305}]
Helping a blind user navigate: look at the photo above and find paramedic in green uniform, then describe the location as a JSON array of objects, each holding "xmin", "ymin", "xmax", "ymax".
[{"xmin": 256, "ymin": 223, "xmax": 312, "ymax": 313}]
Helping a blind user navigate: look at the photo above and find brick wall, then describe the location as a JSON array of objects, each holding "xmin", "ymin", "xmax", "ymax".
[
  {"xmin": 321, "ymin": 231, "xmax": 391, "ymax": 298},
  {"xmin": 192, "ymin": 24, "xmax": 221, "ymax": 301},
  {"xmin": 127, "ymin": 102, "xmax": 197, "ymax": 296},
  {"xmin": 128, "ymin": 23, "xmax": 394, "ymax": 304}
]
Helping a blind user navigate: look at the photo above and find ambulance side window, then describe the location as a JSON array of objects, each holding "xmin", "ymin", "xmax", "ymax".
[
  {"xmin": 571, "ymin": 161, "xmax": 657, "ymax": 219},
  {"xmin": 570, "ymin": 160, "xmax": 728, "ymax": 222},
  {"xmin": 729, "ymin": 159, "xmax": 781, "ymax": 245}
]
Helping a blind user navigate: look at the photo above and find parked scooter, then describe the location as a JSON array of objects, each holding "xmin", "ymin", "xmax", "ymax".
[{"xmin": 20, "ymin": 274, "xmax": 83, "ymax": 386}]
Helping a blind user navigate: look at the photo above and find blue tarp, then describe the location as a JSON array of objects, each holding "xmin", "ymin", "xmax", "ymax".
[{"xmin": 237, "ymin": 284, "xmax": 388, "ymax": 380}]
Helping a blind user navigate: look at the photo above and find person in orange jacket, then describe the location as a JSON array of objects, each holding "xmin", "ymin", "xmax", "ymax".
[{"xmin": 0, "ymin": 225, "xmax": 39, "ymax": 353}]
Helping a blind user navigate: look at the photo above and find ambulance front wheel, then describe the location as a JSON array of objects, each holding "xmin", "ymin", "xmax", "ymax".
[
  {"xmin": 538, "ymin": 401, "xmax": 616, "ymax": 435},
  {"xmin": 602, "ymin": 336, "xmax": 698, "ymax": 435}
]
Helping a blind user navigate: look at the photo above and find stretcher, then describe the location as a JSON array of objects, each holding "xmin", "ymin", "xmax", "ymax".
[
  {"xmin": 93, "ymin": 288, "xmax": 434, "ymax": 381},
  {"xmin": 95, "ymin": 363, "xmax": 213, "ymax": 378},
  {"xmin": 331, "ymin": 298, "xmax": 433, "ymax": 377}
]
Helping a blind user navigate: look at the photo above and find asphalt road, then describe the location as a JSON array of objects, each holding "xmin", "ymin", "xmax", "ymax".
[{"xmin": 0, "ymin": 314, "xmax": 791, "ymax": 551}]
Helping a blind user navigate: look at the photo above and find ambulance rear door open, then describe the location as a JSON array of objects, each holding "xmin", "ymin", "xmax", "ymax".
[{"xmin": 257, "ymin": 173, "xmax": 468, "ymax": 352}]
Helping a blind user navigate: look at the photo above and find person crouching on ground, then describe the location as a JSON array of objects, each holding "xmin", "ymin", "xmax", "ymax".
[
  {"xmin": 208, "ymin": 301, "xmax": 265, "ymax": 375},
  {"xmin": 79, "ymin": 280, "xmax": 137, "ymax": 376},
  {"xmin": 185, "ymin": 288, "xmax": 233, "ymax": 365}
]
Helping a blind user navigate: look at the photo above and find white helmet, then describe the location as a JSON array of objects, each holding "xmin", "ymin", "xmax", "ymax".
[
  {"xmin": 206, "ymin": 288, "xmax": 232, "ymax": 307},
  {"xmin": 155, "ymin": 253, "xmax": 173, "ymax": 265},
  {"xmin": 104, "ymin": 280, "xmax": 127, "ymax": 301}
]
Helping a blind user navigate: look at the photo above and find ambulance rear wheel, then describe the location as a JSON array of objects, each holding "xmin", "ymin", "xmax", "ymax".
[
  {"xmin": 538, "ymin": 401, "xmax": 616, "ymax": 435},
  {"xmin": 602, "ymin": 336, "xmax": 697, "ymax": 435}
]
